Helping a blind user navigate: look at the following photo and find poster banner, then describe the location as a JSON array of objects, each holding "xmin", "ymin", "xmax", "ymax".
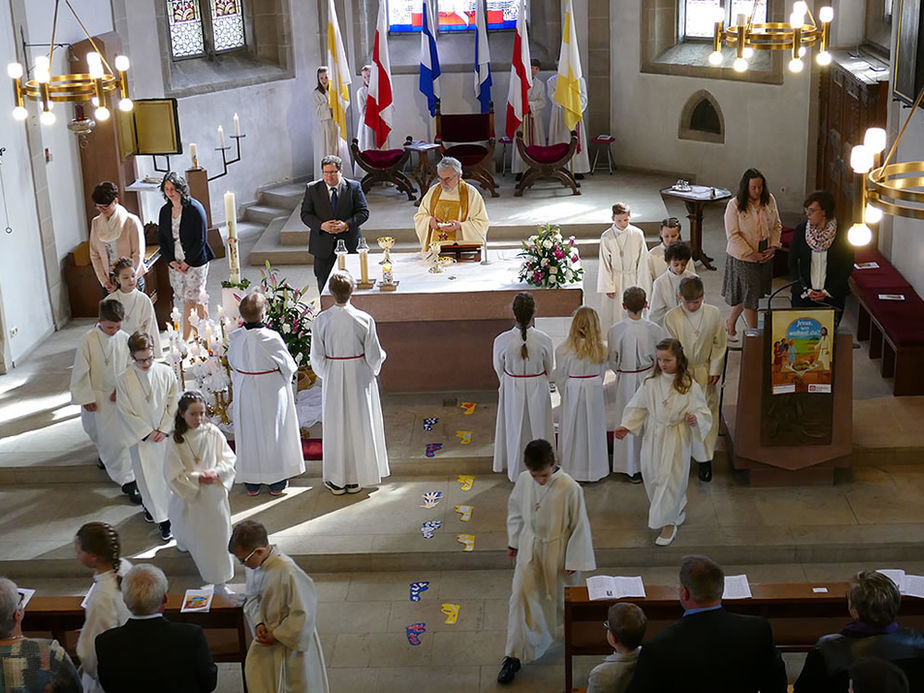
[{"xmin": 770, "ymin": 309, "xmax": 835, "ymax": 395}]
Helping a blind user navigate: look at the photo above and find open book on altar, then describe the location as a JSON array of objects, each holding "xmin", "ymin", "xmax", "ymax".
[{"xmin": 586, "ymin": 575, "xmax": 646, "ymax": 601}]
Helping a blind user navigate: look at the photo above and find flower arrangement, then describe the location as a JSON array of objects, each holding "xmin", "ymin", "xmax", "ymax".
[
  {"xmin": 258, "ymin": 262, "xmax": 317, "ymax": 366},
  {"xmin": 517, "ymin": 223, "xmax": 583, "ymax": 288}
]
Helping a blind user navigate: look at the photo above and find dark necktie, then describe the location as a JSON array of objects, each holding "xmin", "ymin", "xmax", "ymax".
[{"xmin": 330, "ymin": 186, "xmax": 338, "ymax": 210}]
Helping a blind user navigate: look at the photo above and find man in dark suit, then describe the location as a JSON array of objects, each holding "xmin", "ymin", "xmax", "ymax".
[
  {"xmin": 300, "ymin": 154, "xmax": 370, "ymax": 293},
  {"xmin": 96, "ymin": 564, "xmax": 217, "ymax": 693},
  {"xmin": 626, "ymin": 555, "xmax": 787, "ymax": 693}
]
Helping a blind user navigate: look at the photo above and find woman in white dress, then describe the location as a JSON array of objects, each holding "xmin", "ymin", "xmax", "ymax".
[
  {"xmin": 166, "ymin": 391, "xmax": 236, "ymax": 591},
  {"xmin": 492, "ymin": 292, "xmax": 555, "ymax": 483},
  {"xmin": 555, "ymin": 307, "xmax": 608, "ymax": 482},
  {"xmin": 74, "ymin": 522, "xmax": 131, "ymax": 693}
]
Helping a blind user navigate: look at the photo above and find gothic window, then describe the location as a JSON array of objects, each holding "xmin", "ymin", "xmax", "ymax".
[
  {"xmin": 678, "ymin": 90, "xmax": 725, "ymax": 143},
  {"xmin": 210, "ymin": 0, "xmax": 246, "ymax": 52},
  {"xmin": 167, "ymin": 0, "xmax": 206, "ymax": 58},
  {"xmin": 166, "ymin": 0, "xmax": 247, "ymax": 60}
]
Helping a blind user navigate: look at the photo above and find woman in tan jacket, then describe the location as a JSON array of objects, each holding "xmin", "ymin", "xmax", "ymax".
[{"xmin": 89, "ymin": 181, "xmax": 145, "ymax": 293}]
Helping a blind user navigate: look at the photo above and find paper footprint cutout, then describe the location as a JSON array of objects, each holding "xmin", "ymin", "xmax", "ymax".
[
  {"xmin": 409, "ymin": 581, "xmax": 430, "ymax": 602},
  {"xmin": 420, "ymin": 491, "xmax": 443, "ymax": 508},
  {"xmin": 423, "ymin": 417, "xmax": 438, "ymax": 431},
  {"xmin": 460, "ymin": 402, "xmax": 477, "ymax": 415},
  {"xmin": 457, "ymin": 475, "xmax": 474, "ymax": 491},
  {"xmin": 455, "ymin": 504, "xmax": 473, "ymax": 521},
  {"xmin": 406, "ymin": 622, "xmax": 426, "ymax": 646},
  {"xmin": 456, "ymin": 534, "xmax": 475, "ymax": 551},
  {"xmin": 421, "ymin": 520, "xmax": 442, "ymax": 539},
  {"xmin": 440, "ymin": 603, "xmax": 460, "ymax": 625},
  {"xmin": 455, "ymin": 430, "xmax": 472, "ymax": 445},
  {"xmin": 425, "ymin": 442, "xmax": 443, "ymax": 458}
]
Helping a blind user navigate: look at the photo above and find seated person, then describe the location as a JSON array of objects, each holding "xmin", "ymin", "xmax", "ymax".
[
  {"xmin": 794, "ymin": 571, "xmax": 924, "ymax": 693},
  {"xmin": 0, "ymin": 576, "xmax": 81, "ymax": 692},
  {"xmin": 588, "ymin": 602, "xmax": 646, "ymax": 693},
  {"xmin": 849, "ymin": 657, "xmax": 909, "ymax": 693},
  {"xmin": 413, "ymin": 156, "xmax": 490, "ymax": 251}
]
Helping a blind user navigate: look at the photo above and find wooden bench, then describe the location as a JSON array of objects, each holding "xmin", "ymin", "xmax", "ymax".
[
  {"xmin": 22, "ymin": 593, "xmax": 250, "ymax": 691},
  {"xmin": 564, "ymin": 582, "xmax": 924, "ymax": 692},
  {"xmin": 849, "ymin": 248, "xmax": 924, "ymax": 395}
]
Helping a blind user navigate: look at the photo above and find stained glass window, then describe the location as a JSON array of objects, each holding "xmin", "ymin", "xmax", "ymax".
[
  {"xmin": 210, "ymin": 0, "xmax": 246, "ymax": 52},
  {"xmin": 485, "ymin": 0, "xmax": 518, "ymax": 30},
  {"xmin": 388, "ymin": 0, "xmax": 520, "ymax": 34},
  {"xmin": 684, "ymin": 0, "xmax": 767, "ymax": 39},
  {"xmin": 167, "ymin": 0, "xmax": 206, "ymax": 58},
  {"xmin": 438, "ymin": 0, "xmax": 476, "ymax": 32}
]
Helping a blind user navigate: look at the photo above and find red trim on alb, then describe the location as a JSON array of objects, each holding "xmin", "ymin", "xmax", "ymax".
[
  {"xmin": 328, "ymin": 354, "xmax": 365, "ymax": 360},
  {"xmin": 232, "ymin": 368, "xmax": 279, "ymax": 375},
  {"xmin": 504, "ymin": 369, "xmax": 547, "ymax": 378}
]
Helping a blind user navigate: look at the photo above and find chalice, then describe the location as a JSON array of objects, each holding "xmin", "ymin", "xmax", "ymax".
[{"xmin": 377, "ymin": 236, "xmax": 395, "ymax": 265}]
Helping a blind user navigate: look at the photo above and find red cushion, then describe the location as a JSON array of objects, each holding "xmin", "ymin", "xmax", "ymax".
[
  {"xmin": 359, "ymin": 148, "xmax": 404, "ymax": 168},
  {"xmin": 593, "ymin": 134, "xmax": 615, "ymax": 142},
  {"xmin": 851, "ymin": 248, "xmax": 913, "ymax": 293},
  {"xmin": 525, "ymin": 143, "xmax": 571, "ymax": 164},
  {"xmin": 861, "ymin": 288, "xmax": 924, "ymax": 345},
  {"xmin": 440, "ymin": 113, "xmax": 493, "ymax": 140},
  {"xmin": 445, "ymin": 143, "xmax": 489, "ymax": 165},
  {"xmin": 779, "ymin": 226, "xmax": 794, "ymax": 249}
]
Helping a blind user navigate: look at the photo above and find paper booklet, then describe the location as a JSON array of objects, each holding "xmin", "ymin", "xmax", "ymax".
[
  {"xmin": 16, "ymin": 588, "xmax": 35, "ymax": 609},
  {"xmin": 723, "ymin": 575, "xmax": 752, "ymax": 600},
  {"xmin": 877, "ymin": 569, "xmax": 924, "ymax": 598},
  {"xmin": 854, "ymin": 262, "xmax": 879, "ymax": 269},
  {"xmin": 181, "ymin": 587, "xmax": 214, "ymax": 613},
  {"xmin": 586, "ymin": 575, "xmax": 646, "ymax": 601},
  {"xmin": 878, "ymin": 294, "xmax": 905, "ymax": 301}
]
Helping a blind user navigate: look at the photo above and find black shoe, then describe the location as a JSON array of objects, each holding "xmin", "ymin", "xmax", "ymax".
[
  {"xmin": 324, "ymin": 480, "xmax": 346, "ymax": 496},
  {"xmin": 515, "ymin": 173, "xmax": 523, "ymax": 182},
  {"xmin": 629, "ymin": 472, "xmax": 643, "ymax": 484},
  {"xmin": 121, "ymin": 482, "xmax": 142, "ymax": 505},
  {"xmin": 96, "ymin": 458, "xmax": 105, "ymax": 470},
  {"xmin": 159, "ymin": 521, "xmax": 173, "ymax": 542},
  {"xmin": 497, "ymin": 657, "xmax": 521, "ymax": 684},
  {"xmin": 575, "ymin": 173, "xmax": 585, "ymax": 180},
  {"xmin": 698, "ymin": 460, "xmax": 713, "ymax": 482},
  {"xmin": 142, "ymin": 507, "xmax": 154, "ymax": 523}
]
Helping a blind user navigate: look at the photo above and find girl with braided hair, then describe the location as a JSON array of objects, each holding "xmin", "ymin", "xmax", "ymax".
[
  {"xmin": 74, "ymin": 522, "xmax": 131, "ymax": 693},
  {"xmin": 492, "ymin": 292, "xmax": 555, "ymax": 483}
]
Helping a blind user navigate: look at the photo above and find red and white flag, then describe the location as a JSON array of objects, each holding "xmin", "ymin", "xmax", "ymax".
[
  {"xmin": 505, "ymin": 0, "xmax": 532, "ymax": 141},
  {"xmin": 365, "ymin": 0, "xmax": 394, "ymax": 148}
]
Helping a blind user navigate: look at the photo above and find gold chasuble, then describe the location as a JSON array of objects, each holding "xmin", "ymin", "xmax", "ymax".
[{"xmin": 413, "ymin": 180, "xmax": 491, "ymax": 251}]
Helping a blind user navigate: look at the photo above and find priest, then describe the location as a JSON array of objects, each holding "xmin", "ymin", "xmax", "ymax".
[{"xmin": 413, "ymin": 157, "xmax": 490, "ymax": 252}]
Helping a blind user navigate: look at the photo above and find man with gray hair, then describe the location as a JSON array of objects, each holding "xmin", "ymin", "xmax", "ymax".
[
  {"xmin": 301, "ymin": 154, "xmax": 370, "ymax": 293},
  {"xmin": 627, "ymin": 555, "xmax": 787, "ymax": 693},
  {"xmin": 413, "ymin": 156, "xmax": 490, "ymax": 251},
  {"xmin": 95, "ymin": 564, "xmax": 218, "ymax": 692},
  {"xmin": 0, "ymin": 576, "xmax": 81, "ymax": 691}
]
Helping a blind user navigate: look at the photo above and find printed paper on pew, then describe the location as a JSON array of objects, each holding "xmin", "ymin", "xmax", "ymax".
[
  {"xmin": 181, "ymin": 587, "xmax": 214, "ymax": 613},
  {"xmin": 877, "ymin": 569, "xmax": 906, "ymax": 593},
  {"xmin": 878, "ymin": 294, "xmax": 905, "ymax": 301},
  {"xmin": 902, "ymin": 574, "xmax": 924, "ymax": 599},
  {"xmin": 16, "ymin": 588, "xmax": 35, "ymax": 609},
  {"xmin": 854, "ymin": 262, "xmax": 879, "ymax": 270},
  {"xmin": 586, "ymin": 575, "xmax": 646, "ymax": 601},
  {"xmin": 723, "ymin": 575, "xmax": 752, "ymax": 599}
]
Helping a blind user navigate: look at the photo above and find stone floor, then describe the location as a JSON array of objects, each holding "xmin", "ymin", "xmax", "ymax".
[{"xmin": 2, "ymin": 174, "xmax": 924, "ymax": 691}]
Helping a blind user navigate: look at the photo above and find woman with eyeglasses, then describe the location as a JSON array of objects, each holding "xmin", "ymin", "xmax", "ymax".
[
  {"xmin": 89, "ymin": 180, "xmax": 146, "ymax": 295},
  {"xmin": 0, "ymin": 577, "xmax": 81, "ymax": 692},
  {"xmin": 721, "ymin": 168, "xmax": 782, "ymax": 340}
]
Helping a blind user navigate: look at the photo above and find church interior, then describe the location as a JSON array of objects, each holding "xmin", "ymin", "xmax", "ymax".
[{"xmin": 1, "ymin": 0, "xmax": 924, "ymax": 691}]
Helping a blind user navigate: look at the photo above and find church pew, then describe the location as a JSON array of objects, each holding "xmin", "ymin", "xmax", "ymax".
[
  {"xmin": 564, "ymin": 582, "xmax": 924, "ymax": 692},
  {"xmin": 21, "ymin": 593, "xmax": 249, "ymax": 691}
]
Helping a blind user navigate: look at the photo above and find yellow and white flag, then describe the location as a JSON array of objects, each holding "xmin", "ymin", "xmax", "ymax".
[
  {"xmin": 555, "ymin": 0, "xmax": 584, "ymax": 131},
  {"xmin": 327, "ymin": 0, "xmax": 352, "ymax": 142}
]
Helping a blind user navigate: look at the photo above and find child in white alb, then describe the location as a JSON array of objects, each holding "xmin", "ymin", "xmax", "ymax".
[
  {"xmin": 648, "ymin": 242, "xmax": 697, "ymax": 326},
  {"xmin": 109, "ymin": 257, "xmax": 161, "ymax": 355},
  {"xmin": 646, "ymin": 217, "xmax": 696, "ymax": 288},
  {"xmin": 597, "ymin": 201, "xmax": 648, "ymax": 331}
]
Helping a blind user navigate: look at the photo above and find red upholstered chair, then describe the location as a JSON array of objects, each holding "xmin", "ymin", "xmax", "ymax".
[
  {"xmin": 513, "ymin": 129, "xmax": 580, "ymax": 197},
  {"xmin": 435, "ymin": 102, "xmax": 499, "ymax": 197},
  {"xmin": 351, "ymin": 136, "xmax": 416, "ymax": 201}
]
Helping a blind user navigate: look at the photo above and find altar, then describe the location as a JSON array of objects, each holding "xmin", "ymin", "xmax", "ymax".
[{"xmin": 320, "ymin": 250, "xmax": 584, "ymax": 392}]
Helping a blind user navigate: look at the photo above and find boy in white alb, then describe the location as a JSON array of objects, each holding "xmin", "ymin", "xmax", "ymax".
[
  {"xmin": 597, "ymin": 202, "xmax": 648, "ymax": 330},
  {"xmin": 648, "ymin": 242, "xmax": 697, "ymax": 326},
  {"xmin": 116, "ymin": 331, "xmax": 177, "ymax": 541},
  {"xmin": 607, "ymin": 287, "xmax": 666, "ymax": 482},
  {"xmin": 646, "ymin": 217, "xmax": 696, "ymax": 288},
  {"xmin": 498, "ymin": 439, "xmax": 596, "ymax": 685},
  {"xmin": 310, "ymin": 270, "xmax": 389, "ymax": 495},
  {"xmin": 663, "ymin": 276, "xmax": 727, "ymax": 482},
  {"xmin": 230, "ymin": 520, "xmax": 330, "ymax": 693},
  {"xmin": 229, "ymin": 293, "xmax": 305, "ymax": 496},
  {"xmin": 70, "ymin": 298, "xmax": 139, "ymax": 504},
  {"xmin": 109, "ymin": 257, "xmax": 161, "ymax": 355}
]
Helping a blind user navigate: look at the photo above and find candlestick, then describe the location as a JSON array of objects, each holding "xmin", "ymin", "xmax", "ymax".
[
  {"xmin": 189, "ymin": 143, "xmax": 198, "ymax": 169},
  {"xmin": 335, "ymin": 238, "xmax": 348, "ymax": 271},
  {"xmin": 224, "ymin": 191, "xmax": 240, "ymax": 283},
  {"xmin": 218, "ymin": 125, "xmax": 225, "ymax": 149},
  {"xmin": 356, "ymin": 236, "xmax": 375, "ymax": 289},
  {"xmin": 233, "ymin": 113, "xmax": 240, "ymax": 136}
]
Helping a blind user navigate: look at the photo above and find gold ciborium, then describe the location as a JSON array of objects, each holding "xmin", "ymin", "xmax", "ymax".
[{"xmin": 377, "ymin": 236, "xmax": 395, "ymax": 265}]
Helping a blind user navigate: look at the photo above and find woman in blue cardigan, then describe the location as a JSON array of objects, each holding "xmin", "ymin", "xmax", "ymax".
[{"xmin": 157, "ymin": 172, "xmax": 215, "ymax": 338}]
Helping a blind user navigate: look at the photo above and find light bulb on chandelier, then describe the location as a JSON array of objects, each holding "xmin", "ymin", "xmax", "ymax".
[
  {"xmin": 733, "ymin": 57, "xmax": 748, "ymax": 72},
  {"xmin": 847, "ymin": 223, "xmax": 872, "ymax": 247}
]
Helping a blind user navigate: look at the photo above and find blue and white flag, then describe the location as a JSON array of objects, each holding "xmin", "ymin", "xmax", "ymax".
[
  {"xmin": 419, "ymin": 0, "xmax": 441, "ymax": 116},
  {"xmin": 473, "ymin": 0, "xmax": 492, "ymax": 114}
]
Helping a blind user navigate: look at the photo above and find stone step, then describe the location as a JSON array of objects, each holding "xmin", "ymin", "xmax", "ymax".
[
  {"xmin": 248, "ymin": 217, "xmax": 312, "ymax": 266},
  {"xmin": 242, "ymin": 204, "xmax": 290, "ymax": 226},
  {"xmin": 259, "ymin": 182, "xmax": 306, "ymax": 211}
]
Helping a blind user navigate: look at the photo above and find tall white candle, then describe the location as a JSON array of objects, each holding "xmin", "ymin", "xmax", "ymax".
[
  {"xmin": 224, "ymin": 191, "xmax": 237, "ymax": 239},
  {"xmin": 218, "ymin": 125, "xmax": 225, "ymax": 149},
  {"xmin": 189, "ymin": 143, "xmax": 198, "ymax": 168},
  {"xmin": 233, "ymin": 113, "xmax": 240, "ymax": 136},
  {"xmin": 224, "ymin": 190, "xmax": 240, "ymax": 283}
]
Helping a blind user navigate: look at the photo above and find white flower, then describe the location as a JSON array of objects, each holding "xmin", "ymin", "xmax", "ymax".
[
  {"xmin": 543, "ymin": 240, "xmax": 552, "ymax": 249},
  {"xmin": 282, "ymin": 323, "xmax": 291, "ymax": 334},
  {"xmin": 549, "ymin": 266, "xmax": 557, "ymax": 274},
  {"xmin": 541, "ymin": 258, "xmax": 549, "ymax": 266}
]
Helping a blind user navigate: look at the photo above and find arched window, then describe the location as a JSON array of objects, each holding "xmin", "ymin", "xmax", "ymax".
[
  {"xmin": 166, "ymin": 0, "xmax": 246, "ymax": 61},
  {"xmin": 678, "ymin": 90, "xmax": 725, "ymax": 144}
]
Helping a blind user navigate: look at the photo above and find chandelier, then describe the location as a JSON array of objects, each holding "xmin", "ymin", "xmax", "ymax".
[
  {"xmin": 847, "ymin": 84, "xmax": 924, "ymax": 247},
  {"xmin": 7, "ymin": 0, "xmax": 132, "ymax": 127},
  {"xmin": 707, "ymin": 1, "xmax": 834, "ymax": 74}
]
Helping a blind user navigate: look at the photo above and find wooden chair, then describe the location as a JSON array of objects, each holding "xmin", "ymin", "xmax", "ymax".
[
  {"xmin": 351, "ymin": 136, "xmax": 416, "ymax": 201},
  {"xmin": 514, "ymin": 129, "xmax": 580, "ymax": 197},
  {"xmin": 434, "ymin": 102, "xmax": 499, "ymax": 197}
]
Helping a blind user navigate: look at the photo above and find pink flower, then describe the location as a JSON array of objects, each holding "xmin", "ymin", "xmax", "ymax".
[
  {"xmin": 569, "ymin": 236, "xmax": 576, "ymax": 246},
  {"xmin": 554, "ymin": 249, "xmax": 565, "ymax": 259},
  {"xmin": 571, "ymin": 255, "xmax": 579, "ymax": 264}
]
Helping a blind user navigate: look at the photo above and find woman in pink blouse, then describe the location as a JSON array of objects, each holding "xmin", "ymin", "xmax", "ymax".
[
  {"xmin": 89, "ymin": 181, "xmax": 146, "ymax": 294},
  {"xmin": 721, "ymin": 168, "xmax": 781, "ymax": 339}
]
